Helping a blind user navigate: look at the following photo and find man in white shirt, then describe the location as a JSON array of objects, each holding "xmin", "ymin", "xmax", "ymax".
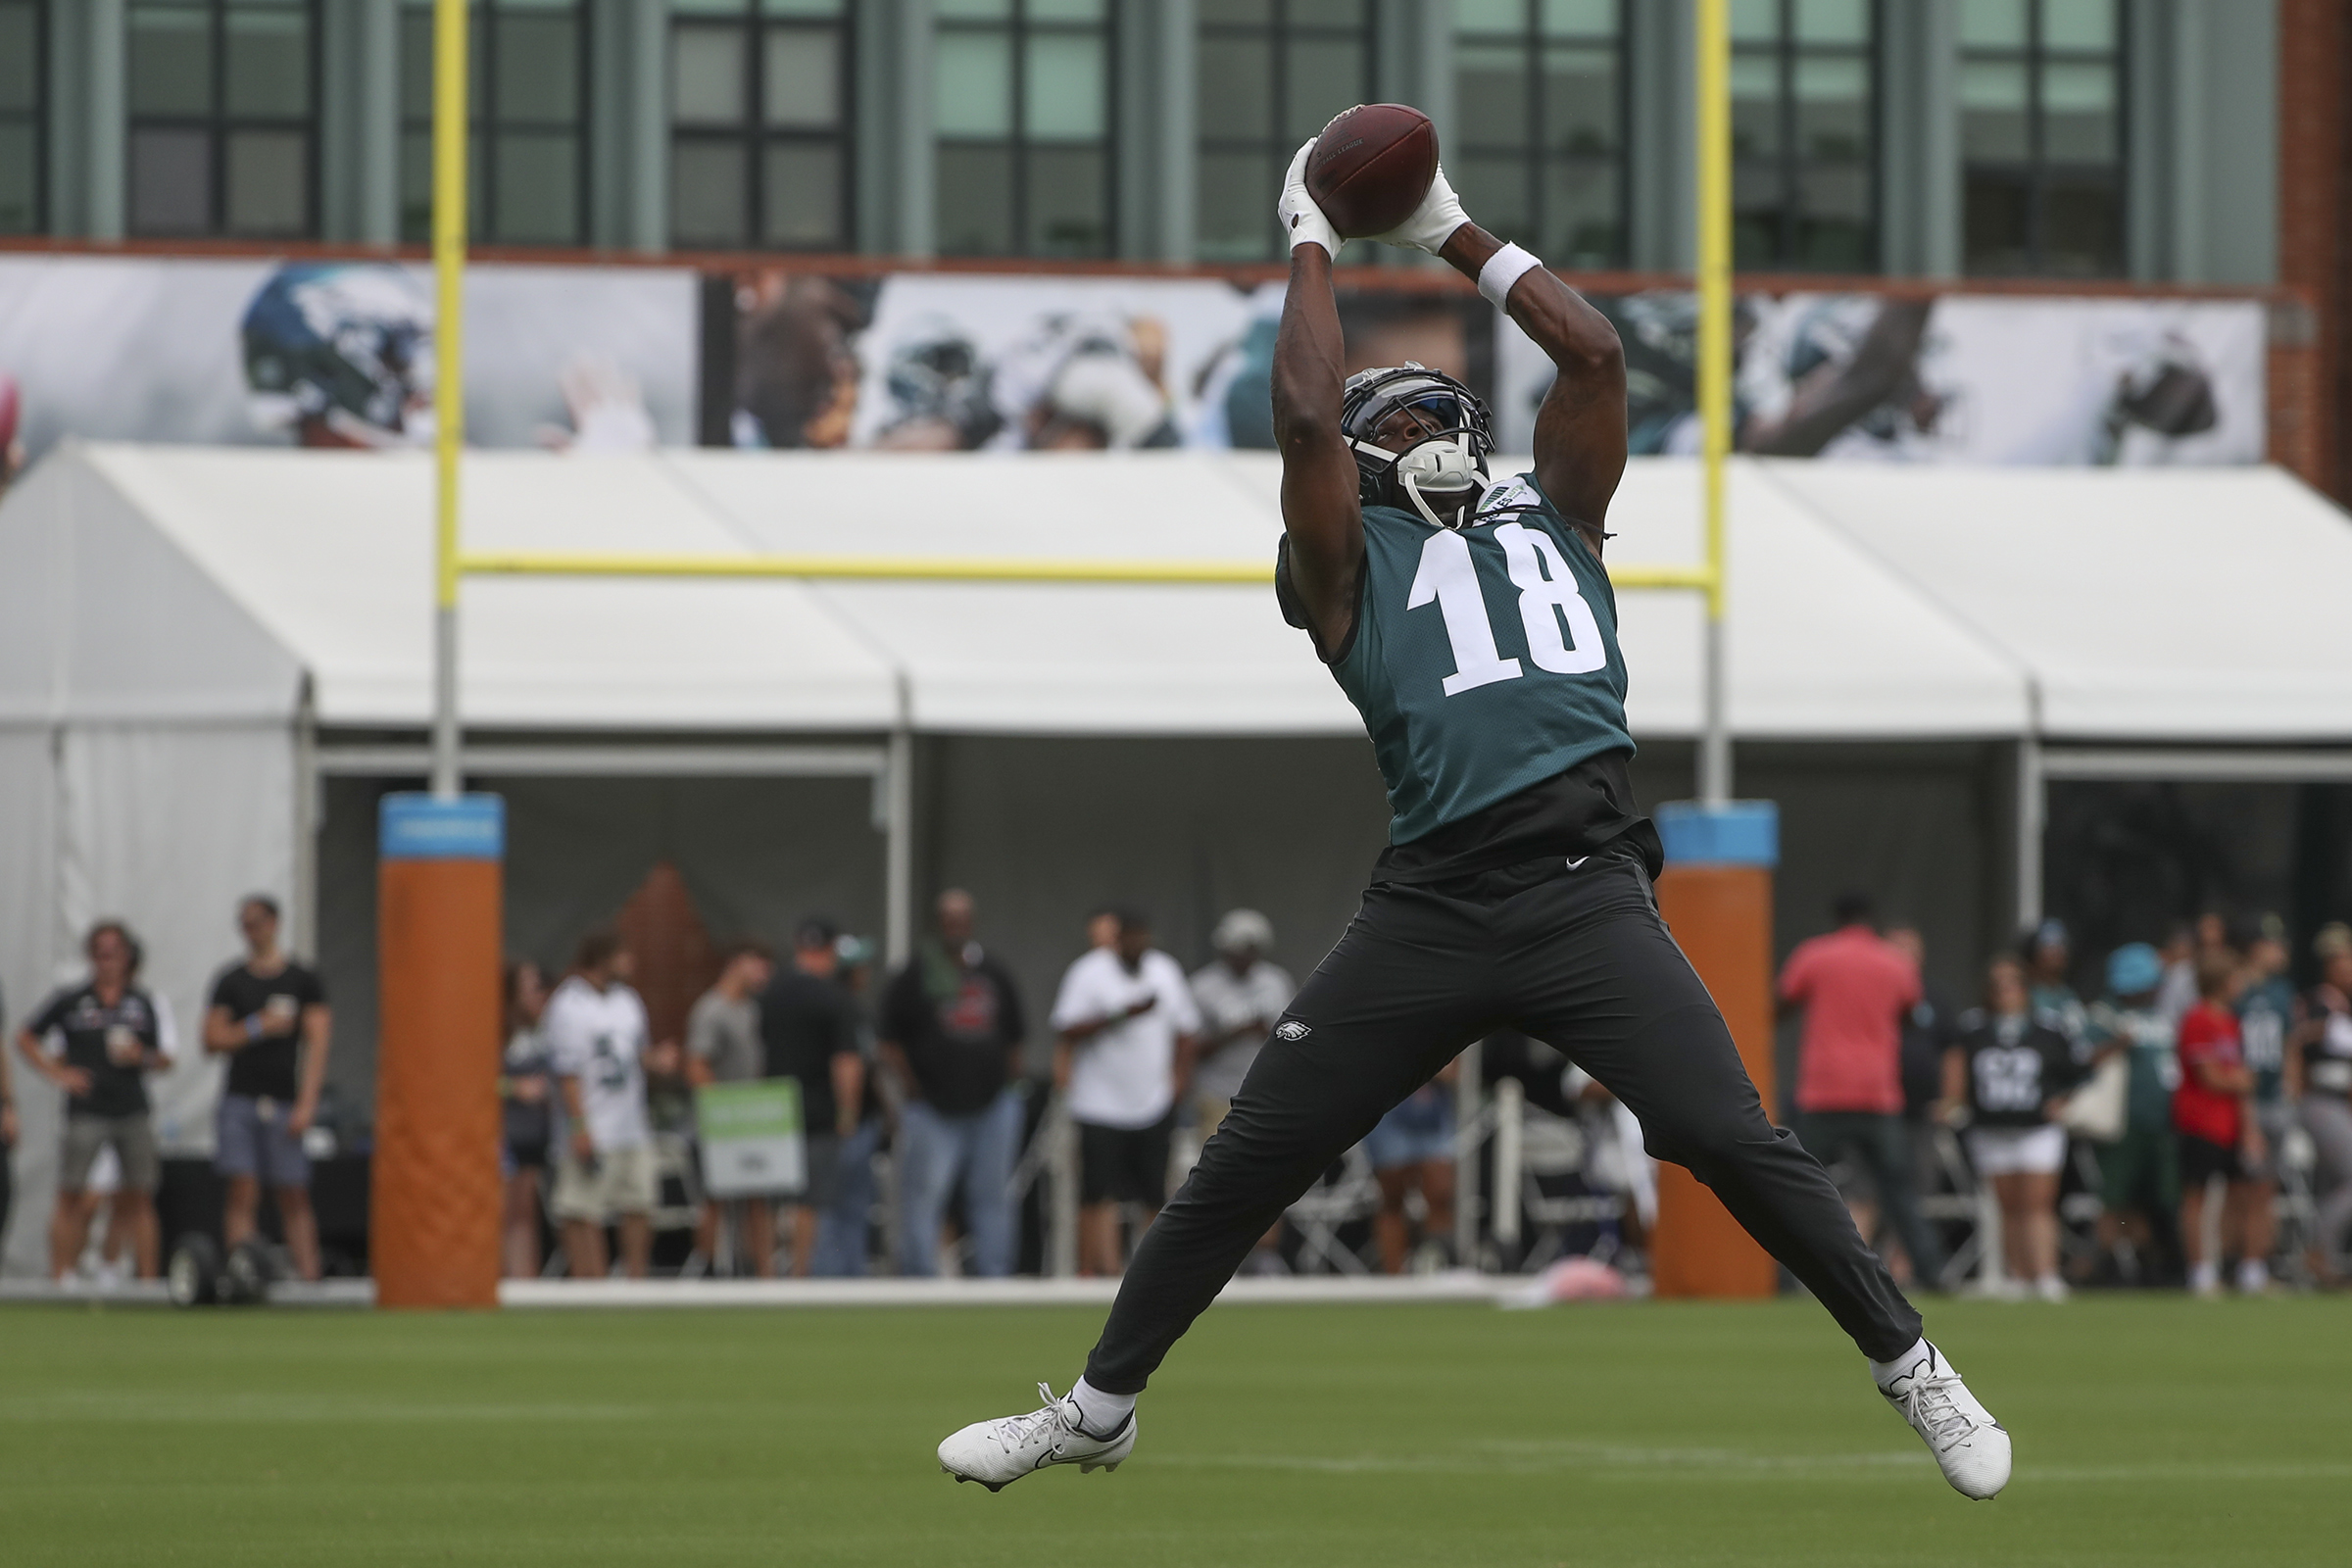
[
  {"xmin": 544, "ymin": 930, "xmax": 667, "ymax": 1280},
  {"xmin": 1186, "ymin": 909, "xmax": 1296, "ymax": 1141},
  {"xmin": 1053, "ymin": 909, "xmax": 1201, "ymax": 1277}
]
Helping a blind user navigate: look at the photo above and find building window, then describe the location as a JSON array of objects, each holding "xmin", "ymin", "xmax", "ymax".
[
  {"xmin": 1451, "ymin": 0, "xmax": 1625, "ymax": 270},
  {"xmin": 1961, "ymin": 0, "xmax": 2121, "ymax": 276},
  {"xmin": 935, "ymin": 0, "xmax": 1112, "ymax": 258},
  {"xmin": 0, "ymin": 1, "xmax": 43, "ymax": 234},
  {"xmin": 399, "ymin": 0, "xmax": 590, "ymax": 246},
  {"xmin": 126, "ymin": 0, "xmax": 318, "ymax": 237},
  {"xmin": 1730, "ymin": 0, "xmax": 1873, "ymax": 270},
  {"xmin": 670, "ymin": 0, "xmax": 853, "ymax": 251},
  {"xmin": 1198, "ymin": 0, "xmax": 1375, "ymax": 263}
]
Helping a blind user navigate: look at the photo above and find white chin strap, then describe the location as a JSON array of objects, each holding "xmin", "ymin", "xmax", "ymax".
[{"xmin": 1358, "ymin": 434, "xmax": 1489, "ymax": 528}]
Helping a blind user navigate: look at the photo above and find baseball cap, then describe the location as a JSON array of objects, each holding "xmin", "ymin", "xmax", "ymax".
[
  {"xmin": 2316, "ymin": 922, "xmax": 2352, "ymax": 962},
  {"xmin": 2106, "ymin": 942, "xmax": 2163, "ymax": 997},
  {"xmin": 1211, "ymin": 908, "xmax": 1274, "ymax": 956}
]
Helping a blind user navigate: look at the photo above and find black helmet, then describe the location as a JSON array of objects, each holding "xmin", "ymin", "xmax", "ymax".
[{"xmin": 1339, "ymin": 363, "xmax": 1494, "ymax": 528}]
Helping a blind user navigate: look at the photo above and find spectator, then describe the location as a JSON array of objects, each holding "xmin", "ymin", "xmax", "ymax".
[
  {"xmin": 760, "ymin": 921, "xmax": 863, "ymax": 1278},
  {"xmin": 1777, "ymin": 892, "xmax": 1945, "ymax": 1288},
  {"xmin": 544, "ymin": 930, "xmax": 662, "ymax": 1280},
  {"xmin": 2155, "ymin": 920, "xmax": 2200, "ymax": 1025},
  {"xmin": 15, "ymin": 921, "xmax": 172, "ymax": 1281},
  {"xmin": 2293, "ymin": 923, "xmax": 2352, "ymax": 1285},
  {"xmin": 1052, "ymin": 908, "xmax": 1201, "ymax": 1278},
  {"xmin": 1942, "ymin": 956, "xmax": 2081, "ymax": 1301},
  {"xmin": 2021, "ymin": 917, "xmax": 2088, "ymax": 1057},
  {"xmin": 2175, "ymin": 950, "xmax": 2263, "ymax": 1297},
  {"xmin": 1187, "ymin": 910, "xmax": 1295, "ymax": 1142},
  {"xmin": 879, "ymin": 890, "xmax": 1027, "ymax": 1277},
  {"xmin": 812, "ymin": 934, "xmax": 885, "ymax": 1278},
  {"xmin": 499, "ymin": 959, "xmax": 554, "ymax": 1279},
  {"xmin": 2084, "ymin": 942, "xmax": 2180, "ymax": 1285},
  {"xmin": 1186, "ymin": 909, "xmax": 1295, "ymax": 1274},
  {"xmin": 2232, "ymin": 915, "xmax": 2294, "ymax": 1293},
  {"xmin": 686, "ymin": 941, "xmax": 775, "ymax": 1275},
  {"xmin": 1365, "ymin": 1066, "xmax": 1460, "ymax": 1273},
  {"xmin": 1886, "ymin": 926, "xmax": 1957, "ymax": 1123},
  {"xmin": 200, "ymin": 895, "xmax": 331, "ymax": 1282}
]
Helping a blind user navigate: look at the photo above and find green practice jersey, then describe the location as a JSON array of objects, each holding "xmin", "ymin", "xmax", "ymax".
[{"xmin": 1325, "ymin": 472, "xmax": 1637, "ymax": 845}]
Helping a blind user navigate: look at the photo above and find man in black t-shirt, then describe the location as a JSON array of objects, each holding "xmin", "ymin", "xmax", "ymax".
[
  {"xmin": 758, "ymin": 919, "xmax": 863, "ymax": 1278},
  {"xmin": 202, "ymin": 895, "xmax": 332, "ymax": 1281},
  {"xmin": 16, "ymin": 921, "xmax": 172, "ymax": 1279},
  {"xmin": 879, "ymin": 890, "xmax": 1028, "ymax": 1277}
]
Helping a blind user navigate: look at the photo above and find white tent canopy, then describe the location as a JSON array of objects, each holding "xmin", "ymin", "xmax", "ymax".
[{"xmin": 6, "ymin": 442, "xmax": 2352, "ymax": 1280}]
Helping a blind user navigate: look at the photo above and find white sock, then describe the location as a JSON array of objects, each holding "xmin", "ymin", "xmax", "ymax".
[
  {"xmin": 1069, "ymin": 1377, "xmax": 1135, "ymax": 1437},
  {"xmin": 1868, "ymin": 1337, "xmax": 1933, "ymax": 1390},
  {"xmin": 2188, "ymin": 1261, "xmax": 2220, "ymax": 1293},
  {"xmin": 2235, "ymin": 1258, "xmax": 2269, "ymax": 1293}
]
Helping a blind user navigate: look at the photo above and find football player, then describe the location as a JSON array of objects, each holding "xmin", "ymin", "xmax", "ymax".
[{"xmin": 940, "ymin": 135, "xmax": 2009, "ymax": 1503}]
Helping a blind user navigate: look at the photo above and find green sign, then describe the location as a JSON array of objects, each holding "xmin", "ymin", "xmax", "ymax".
[{"xmin": 696, "ymin": 1079, "xmax": 807, "ymax": 1198}]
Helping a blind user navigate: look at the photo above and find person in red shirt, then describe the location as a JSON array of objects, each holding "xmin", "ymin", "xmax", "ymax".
[
  {"xmin": 1778, "ymin": 893, "xmax": 1944, "ymax": 1287},
  {"xmin": 2175, "ymin": 951, "xmax": 2264, "ymax": 1297}
]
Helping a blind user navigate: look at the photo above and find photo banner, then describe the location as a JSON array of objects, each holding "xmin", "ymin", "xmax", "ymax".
[{"xmin": 0, "ymin": 255, "xmax": 698, "ymax": 463}]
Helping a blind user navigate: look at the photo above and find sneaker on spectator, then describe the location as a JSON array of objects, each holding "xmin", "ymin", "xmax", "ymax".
[{"xmin": 2032, "ymin": 1274, "xmax": 2069, "ymax": 1303}]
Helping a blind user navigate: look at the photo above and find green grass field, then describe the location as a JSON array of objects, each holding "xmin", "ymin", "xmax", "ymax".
[{"xmin": 1, "ymin": 1295, "xmax": 2345, "ymax": 1566}]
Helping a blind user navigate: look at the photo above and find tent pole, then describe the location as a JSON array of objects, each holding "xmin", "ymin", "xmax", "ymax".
[
  {"xmin": 884, "ymin": 720, "xmax": 913, "ymax": 969},
  {"xmin": 2015, "ymin": 735, "xmax": 2044, "ymax": 931},
  {"xmin": 428, "ymin": 0, "xmax": 466, "ymax": 802}
]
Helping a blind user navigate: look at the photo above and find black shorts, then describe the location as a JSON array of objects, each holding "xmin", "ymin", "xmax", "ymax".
[
  {"xmin": 1079, "ymin": 1114, "xmax": 1175, "ymax": 1206},
  {"xmin": 2178, "ymin": 1132, "xmax": 2244, "ymax": 1186}
]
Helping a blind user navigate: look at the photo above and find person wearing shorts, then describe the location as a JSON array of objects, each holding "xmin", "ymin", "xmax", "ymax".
[
  {"xmin": 1363, "ymin": 1075, "xmax": 1457, "ymax": 1273},
  {"xmin": 2174, "ymin": 952, "xmax": 2261, "ymax": 1297},
  {"xmin": 203, "ymin": 895, "xmax": 331, "ymax": 1281},
  {"xmin": 544, "ymin": 931, "xmax": 662, "ymax": 1279},
  {"xmin": 1943, "ymin": 956, "xmax": 2081, "ymax": 1301},
  {"xmin": 16, "ymin": 921, "xmax": 172, "ymax": 1280},
  {"xmin": 1053, "ymin": 910, "xmax": 1200, "ymax": 1278}
]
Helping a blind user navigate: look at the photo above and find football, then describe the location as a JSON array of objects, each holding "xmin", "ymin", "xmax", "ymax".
[{"xmin": 1305, "ymin": 103, "xmax": 1440, "ymax": 239}]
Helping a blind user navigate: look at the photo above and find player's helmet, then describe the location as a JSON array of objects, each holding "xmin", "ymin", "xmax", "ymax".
[
  {"xmin": 241, "ymin": 263, "xmax": 433, "ymax": 443},
  {"xmin": 1339, "ymin": 363, "xmax": 1494, "ymax": 529}
]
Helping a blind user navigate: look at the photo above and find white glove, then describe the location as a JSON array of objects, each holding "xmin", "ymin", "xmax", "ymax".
[
  {"xmin": 1372, "ymin": 163, "xmax": 1470, "ymax": 255},
  {"xmin": 1278, "ymin": 138, "xmax": 1340, "ymax": 260}
]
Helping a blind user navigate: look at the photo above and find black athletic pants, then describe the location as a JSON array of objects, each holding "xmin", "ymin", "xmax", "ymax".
[{"xmin": 1083, "ymin": 851, "xmax": 1922, "ymax": 1393}]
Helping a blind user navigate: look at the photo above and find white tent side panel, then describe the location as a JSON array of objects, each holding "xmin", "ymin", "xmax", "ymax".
[{"xmin": 0, "ymin": 731, "xmax": 62, "ymax": 1280}]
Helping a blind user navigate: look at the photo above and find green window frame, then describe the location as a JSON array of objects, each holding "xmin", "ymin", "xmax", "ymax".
[
  {"xmin": 399, "ymin": 0, "xmax": 592, "ymax": 247},
  {"xmin": 126, "ymin": 0, "xmax": 319, "ymax": 238},
  {"xmin": 670, "ymin": 0, "xmax": 855, "ymax": 252},
  {"xmin": 1196, "ymin": 0, "xmax": 1377, "ymax": 264},
  {"xmin": 1451, "ymin": 0, "xmax": 1627, "ymax": 270},
  {"xmin": 1960, "ymin": 0, "xmax": 2124, "ymax": 276},
  {"xmin": 1730, "ymin": 0, "xmax": 1876, "ymax": 271},
  {"xmin": 934, "ymin": 0, "xmax": 1114, "ymax": 259},
  {"xmin": 0, "ymin": 0, "xmax": 44, "ymax": 234}
]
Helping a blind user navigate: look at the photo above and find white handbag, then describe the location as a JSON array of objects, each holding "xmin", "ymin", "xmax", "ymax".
[{"xmin": 2058, "ymin": 1054, "xmax": 2128, "ymax": 1143}]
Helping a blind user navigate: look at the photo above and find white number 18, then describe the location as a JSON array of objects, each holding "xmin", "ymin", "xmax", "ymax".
[{"xmin": 1405, "ymin": 522, "xmax": 1606, "ymax": 697}]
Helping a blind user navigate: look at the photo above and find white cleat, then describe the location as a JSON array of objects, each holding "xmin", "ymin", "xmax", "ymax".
[
  {"xmin": 937, "ymin": 1383, "xmax": 1137, "ymax": 1493},
  {"xmin": 1880, "ymin": 1342, "xmax": 2011, "ymax": 1500}
]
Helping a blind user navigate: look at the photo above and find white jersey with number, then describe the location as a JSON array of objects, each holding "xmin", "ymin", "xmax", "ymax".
[{"xmin": 543, "ymin": 976, "xmax": 652, "ymax": 1152}]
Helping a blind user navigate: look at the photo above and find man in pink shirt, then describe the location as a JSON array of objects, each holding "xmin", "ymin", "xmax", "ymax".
[{"xmin": 1779, "ymin": 893, "xmax": 1945, "ymax": 1288}]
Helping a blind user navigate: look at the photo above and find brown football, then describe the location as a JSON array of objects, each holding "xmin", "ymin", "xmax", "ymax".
[{"xmin": 1305, "ymin": 104, "xmax": 1440, "ymax": 239}]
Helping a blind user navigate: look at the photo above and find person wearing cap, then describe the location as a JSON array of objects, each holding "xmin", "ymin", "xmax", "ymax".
[
  {"xmin": 2084, "ymin": 942, "xmax": 2180, "ymax": 1285},
  {"xmin": 1185, "ymin": 912, "xmax": 1296, "ymax": 1275},
  {"xmin": 759, "ymin": 919, "xmax": 863, "ymax": 1278},
  {"xmin": 1186, "ymin": 911, "xmax": 1296, "ymax": 1147},
  {"xmin": 2021, "ymin": 918, "xmax": 2088, "ymax": 1060},
  {"xmin": 2294, "ymin": 922, "xmax": 2352, "ymax": 1284},
  {"xmin": 2231, "ymin": 915, "xmax": 2295, "ymax": 1293}
]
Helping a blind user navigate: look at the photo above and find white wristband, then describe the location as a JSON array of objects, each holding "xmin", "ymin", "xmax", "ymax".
[{"xmin": 1477, "ymin": 242, "xmax": 1544, "ymax": 311}]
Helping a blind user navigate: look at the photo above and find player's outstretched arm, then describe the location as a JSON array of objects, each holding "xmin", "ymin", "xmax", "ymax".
[
  {"xmin": 1370, "ymin": 171, "xmax": 1626, "ymax": 554},
  {"xmin": 1441, "ymin": 225, "xmax": 1625, "ymax": 552},
  {"xmin": 1271, "ymin": 141, "xmax": 1364, "ymax": 656}
]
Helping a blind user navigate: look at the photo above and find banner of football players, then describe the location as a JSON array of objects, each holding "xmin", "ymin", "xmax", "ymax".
[{"xmin": 0, "ymin": 254, "xmax": 2264, "ymax": 471}]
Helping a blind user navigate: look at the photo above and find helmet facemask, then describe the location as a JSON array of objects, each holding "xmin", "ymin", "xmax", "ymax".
[{"xmin": 1340, "ymin": 364, "xmax": 1495, "ymax": 529}]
